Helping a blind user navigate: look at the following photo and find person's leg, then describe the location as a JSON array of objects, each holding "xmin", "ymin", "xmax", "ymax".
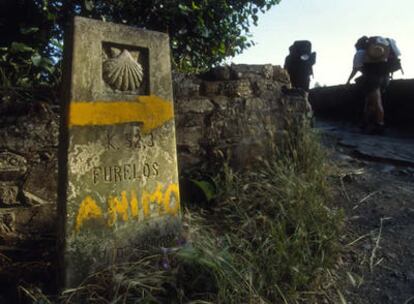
[
  {"xmin": 374, "ymin": 89, "xmax": 384, "ymax": 126},
  {"xmin": 364, "ymin": 88, "xmax": 384, "ymax": 134},
  {"xmin": 369, "ymin": 88, "xmax": 384, "ymax": 126}
]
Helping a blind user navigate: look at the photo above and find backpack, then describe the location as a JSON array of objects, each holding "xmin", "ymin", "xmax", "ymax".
[
  {"xmin": 364, "ymin": 36, "xmax": 390, "ymax": 63},
  {"xmin": 386, "ymin": 38, "xmax": 402, "ymax": 73},
  {"xmin": 288, "ymin": 40, "xmax": 316, "ymax": 76},
  {"xmin": 363, "ymin": 36, "xmax": 402, "ymax": 75},
  {"xmin": 292, "ymin": 40, "xmax": 312, "ymax": 57}
]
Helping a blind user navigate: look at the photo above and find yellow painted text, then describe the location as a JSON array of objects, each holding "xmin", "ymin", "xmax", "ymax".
[{"xmin": 74, "ymin": 183, "xmax": 180, "ymax": 233}]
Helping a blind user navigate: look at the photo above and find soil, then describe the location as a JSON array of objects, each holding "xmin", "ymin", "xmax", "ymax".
[{"xmin": 320, "ymin": 120, "xmax": 414, "ymax": 304}]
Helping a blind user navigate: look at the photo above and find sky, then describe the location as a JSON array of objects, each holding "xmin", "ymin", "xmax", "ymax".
[{"xmin": 231, "ymin": 0, "xmax": 414, "ymax": 87}]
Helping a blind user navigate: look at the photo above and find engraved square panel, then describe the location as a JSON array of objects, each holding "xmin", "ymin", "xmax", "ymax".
[{"xmin": 102, "ymin": 42, "xmax": 149, "ymax": 95}]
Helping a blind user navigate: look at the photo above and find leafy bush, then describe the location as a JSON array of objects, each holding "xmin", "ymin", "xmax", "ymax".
[
  {"xmin": 0, "ymin": 0, "xmax": 280, "ymax": 88},
  {"xmin": 0, "ymin": 37, "xmax": 61, "ymax": 88}
]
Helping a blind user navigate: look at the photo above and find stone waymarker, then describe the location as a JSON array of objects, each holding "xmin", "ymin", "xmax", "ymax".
[{"xmin": 58, "ymin": 17, "xmax": 181, "ymax": 288}]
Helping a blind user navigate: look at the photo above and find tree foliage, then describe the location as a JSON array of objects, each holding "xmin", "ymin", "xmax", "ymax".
[{"xmin": 0, "ymin": 0, "xmax": 280, "ymax": 87}]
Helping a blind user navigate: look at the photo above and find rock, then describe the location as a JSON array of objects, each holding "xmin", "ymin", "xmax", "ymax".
[
  {"xmin": 177, "ymin": 153, "xmax": 201, "ymax": 168},
  {"xmin": 200, "ymin": 81, "xmax": 222, "ymax": 96},
  {"xmin": 0, "ymin": 152, "xmax": 27, "ymax": 180},
  {"xmin": 172, "ymin": 64, "xmax": 311, "ymax": 172},
  {"xmin": 173, "ymin": 73, "xmax": 200, "ymax": 98},
  {"xmin": 22, "ymin": 161, "xmax": 57, "ymax": 205},
  {"xmin": 175, "ymin": 113, "xmax": 205, "ymax": 128},
  {"xmin": 245, "ymin": 97, "xmax": 267, "ymax": 112},
  {"xmin": 14, "ymin": 204, "xmax": 57, "ymax": 235},
  {"xmin": 224, "ymin": 80, "xmax": 252, "ymax": 97},
  {"xmin": 406, "ymin": 271, "xmax": 414, "ymax": 282},
  {"xmin": 273, "ymin": 65, "xmax": 291, "ymax": 84},
  {"xmin": 175, "ymin": 97, "xmax": 214, "ymax": 114},
  {"xmin": 211, "ymin": 96, "xmax": 229, "ymax": 111},
  {"xmin": 0, "ymin": 210, "xmax": 15, "ymax": 234},
  {"xmin": 176, "ymin": 126, "xmax": 204, "ymax": 148},
  {"xmin": 261, "ymin": 64, "xmax": 273, "ymax": 79},
  {"xmin": 200, "ymin": 66, "xmax": 231, "ymax": 81},
  {"xmin": 380, "ymin": 165, "xmax": 396, "ymax": 173},
  {"xmin": 212, "ymin": 66, "xmax": 232, "ymax": 81},
  {"xmin": 0, "ymin": 182, "xmax": 19, "ymax": 206},
  {"xmin": 251, "ymin": 79, "xmax": 267, "ymax": 97},
  {"xmin": 0, "ymin": 204, "xmax": 56, "ymax": 237}
]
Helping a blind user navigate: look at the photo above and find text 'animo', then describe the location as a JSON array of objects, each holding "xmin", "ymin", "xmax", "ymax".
[{"xmin": 75, "ymin": 183, "xmax": 180, "ymax": 233}]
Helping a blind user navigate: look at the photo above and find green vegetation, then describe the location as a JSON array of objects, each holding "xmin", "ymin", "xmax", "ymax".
[
  {"xmin": 20, "ymin": 122, "xmax": 343, "ymax": 303},
  {"xmin": 0, "ymin": 0, "xmax": 280, "ymax": 88}
]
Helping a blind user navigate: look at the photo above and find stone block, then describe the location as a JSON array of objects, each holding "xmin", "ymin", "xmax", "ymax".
[
  {"xmin": 175, "ymin": 113, "xmax": 205, "ymax": 128},
  {"xmin": 13, "ymin": 204, "xmax": 56, "ymax": 235},
  {"xmin": 173, "ymin": 74, "xmax": 200, "ymax": 97},
  {"xmin": 0, "ymin": 182, "xmax": 19, "ymax": 206},
  {"xmin": 177, "ymin": 153, "xmax": 201, "ymax": 171},
  {"xmin": 176, "ymin": 127, "xmax": 204, "ymax": 147},
  {"xmin": 0, "ymin": 210, "xmax": 15, "ymax": 234},
  {"xmin": 224, "ymin": 80, "xmax": 252, "ymax": 97},
  {"xmin": 59, "ymin": 17, "xmax": 181, "ymax": 288},
  {"xmin": 175, "ymin": 97, "xmax": 214, "ymax": 114},
  {"xmin": 262, "ymin": 64, "xmax": 273, "ymax": 79},
  {"xmin": 0, "ymin": 204, "xmax": 56, "ymax": 237},
  {"xmin": 0, "ymin": 152, "xmax": 27, "ymax": 180},
  {"xmin": 0, "ymin": 105, "xmax": 59, "ymax": 153},
  {"xmin": 211, "ymin": 95, "xmax": 229, "ymax": 111},
  {"xmin": 22, "ymin": 161, "xmax": 57, "ymax": 205},
  {"xmin": 200, "ymin": 66, "xmax": 232, "ymax": 81},
  {"xmin": 244, "ymin": 98, "xmax": 266, "ymax": 112},
  {"xmin": 273, "ymin": 65, "xmax": 291, "ymax": 85},
  {"xmin": 201, "ymin": 81, "xmax": 223, "ymax": 95}
]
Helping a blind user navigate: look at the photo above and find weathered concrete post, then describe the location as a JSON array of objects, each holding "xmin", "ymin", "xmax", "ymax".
[{"xmin": 58, "ymin": 17, "xmax": 181, "ymax": 288}]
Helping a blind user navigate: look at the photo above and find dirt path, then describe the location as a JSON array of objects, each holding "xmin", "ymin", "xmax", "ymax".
[{"xmin": 320, "ymin": 122, "xmax": 414, "ymax": 304}]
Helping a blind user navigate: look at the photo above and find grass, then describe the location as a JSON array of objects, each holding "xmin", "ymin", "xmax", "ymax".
[
  {"xmin": 199, "ymin": 120, "xmax": 343, "ymax": 303},
  {"xmin": 18, "ymin": 120, "xmax": 343, "ymax": 303}
]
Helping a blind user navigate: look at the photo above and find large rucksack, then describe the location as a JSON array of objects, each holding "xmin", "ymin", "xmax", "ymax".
[
  {"xmin": 288, "ymin": 40, "xmax": 316, "ymax": 75},
  {"xmin": 292, "ymin": 40, "xmax": 312, "ymax": 57},
  {"xmin": 364, "ymin": 36, "xmax": 390, "ymax": 63},
  {"xmin": 363, "ymin": 36, "xmax": 402, "ymax": 74},
  {"xmin": 386, "ymin": 38, "xmax": 402, "ymax": 74}
]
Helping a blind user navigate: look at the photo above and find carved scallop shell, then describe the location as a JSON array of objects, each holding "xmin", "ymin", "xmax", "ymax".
[{"xmin": 103, "ymin": 49, "xmax": 143, "ymax": 91}]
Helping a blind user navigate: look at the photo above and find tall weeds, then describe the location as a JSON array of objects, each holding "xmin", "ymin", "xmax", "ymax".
[{"xmin": 194, "ymin": 120, "xmax": 343, "ymax": 303}]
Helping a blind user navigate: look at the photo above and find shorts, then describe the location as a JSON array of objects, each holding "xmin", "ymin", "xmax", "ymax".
[
  {"xmin": 361, "ymin": 63, "xmax": 390, "ymax": 93},
  {"xmin": 355, "ymin": 73, "xmax": 389, "ymax": 94}
]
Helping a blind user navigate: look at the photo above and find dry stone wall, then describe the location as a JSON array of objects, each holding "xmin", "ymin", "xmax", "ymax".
[
  {"xmin": 0, "ymin": 64, "xmax": 311, "ymax": 258},
  {"xmin": 0, "ymin": 101, "xmax": 59, "ymax": 240},
  {"xmin": 173, "ymin": 64, "xmax": 311, "ymax": 171}
]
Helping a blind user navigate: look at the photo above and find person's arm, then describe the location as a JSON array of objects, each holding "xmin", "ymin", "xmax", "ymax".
[
  {"xmin": 346, "ymin": 68, "xmax": 358, "ymax": 85},
  {"xmin": 347, "ymin": 50, "xmax": 363, "ymax": 84}
]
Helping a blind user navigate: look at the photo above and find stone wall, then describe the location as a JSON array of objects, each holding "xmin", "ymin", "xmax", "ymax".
[
  {"xmin": 173, "ymin": 64, "xmax": 311, "ymax": 171},
  {"xmin": 0, "ymin": 64, "xmax": 310, "ymax": 266},
  {"xmin": 0, "ymin": 100, "xmax": 59, "ymax": 293},
  {"xmin": 0, "ymin": 101, "xmax": 59, "ymax": 239},
  {"xmin": 309, "ymin": 79, "xmax": 414, "ymax": 127}
]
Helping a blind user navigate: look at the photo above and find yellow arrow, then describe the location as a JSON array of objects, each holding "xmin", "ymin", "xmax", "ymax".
[{"xmin": 69, "ymin": 95, "xmax": 174, "ymax": 133}]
